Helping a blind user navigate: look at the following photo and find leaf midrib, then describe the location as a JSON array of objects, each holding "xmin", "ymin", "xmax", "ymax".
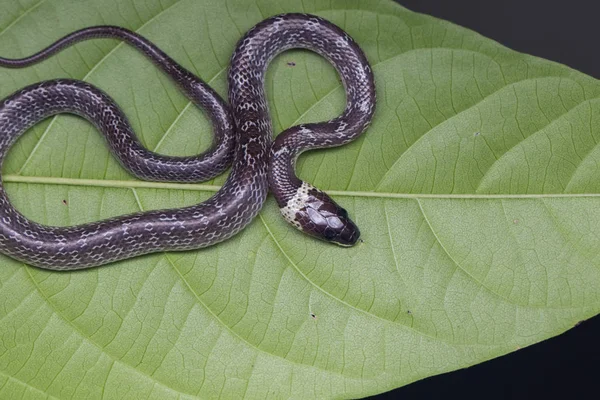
[{"xmin": 5, "ymin": 174, "xmax": 600, "ymax": 199}]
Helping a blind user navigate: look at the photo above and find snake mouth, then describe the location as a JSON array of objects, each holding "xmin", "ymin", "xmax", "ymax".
[{"xmin": 333, "ymin": 241, "xmax": 357, "ymax": 248}]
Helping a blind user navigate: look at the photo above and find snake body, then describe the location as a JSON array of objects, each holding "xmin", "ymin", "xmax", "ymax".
[{"xmin": 0, "ymin": 14, "xmax": 375, "ymax": 270}]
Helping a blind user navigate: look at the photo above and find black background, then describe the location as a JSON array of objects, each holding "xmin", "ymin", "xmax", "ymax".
[{"xmin": 373, "ymin": 1, "xmax": 600, "ymax": 399}]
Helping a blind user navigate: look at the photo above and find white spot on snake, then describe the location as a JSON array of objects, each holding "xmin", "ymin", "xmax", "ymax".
[{"xmin": 280, "ymin": 182, "xmax": 316, "ymax": 229}]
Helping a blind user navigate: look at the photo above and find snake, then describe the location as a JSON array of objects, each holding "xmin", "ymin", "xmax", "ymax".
[{"xmin": 0, "ymin": 13, "xmax": 376, "ymax": 270}]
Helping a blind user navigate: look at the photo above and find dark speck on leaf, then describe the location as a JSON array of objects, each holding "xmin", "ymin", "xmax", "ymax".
[
  {"xmin": 62, "ymin": 199, "xmax": 68, "ymax": 205},
  {"xmin": 474, "ymin": 131, "xmax": 481, "ymax": 137},
  {"xmin": 310, "ymin": 313, "xmax": 316, "ymax": 319},
  {"xmin": 287, "ymin": 61, "xmax": 296, "ymax": 67},
  {"xmin": 407, "ymin": 310, "xmax": 412, "ymax": 315}
]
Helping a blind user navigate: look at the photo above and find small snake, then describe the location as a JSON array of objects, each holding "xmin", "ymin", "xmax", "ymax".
[{"xmin": 0, "ymin": 13, "xmax": 375, "ymax": 270}]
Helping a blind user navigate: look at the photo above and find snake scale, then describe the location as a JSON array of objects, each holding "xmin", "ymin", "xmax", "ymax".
[{"xmin": 0, "ymin": 13, "xmax": 376, "ymax": 270}]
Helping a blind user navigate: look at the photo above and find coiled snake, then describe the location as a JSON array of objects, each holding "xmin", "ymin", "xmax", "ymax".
[{"xmin": 0, "ymin": 13, "xmax": 376, "ymax": 270}]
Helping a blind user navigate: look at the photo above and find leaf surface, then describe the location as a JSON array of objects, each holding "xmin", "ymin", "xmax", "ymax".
[{"xmin": 0, "ymin": 0, "xmax": 599, "ymax": 398}]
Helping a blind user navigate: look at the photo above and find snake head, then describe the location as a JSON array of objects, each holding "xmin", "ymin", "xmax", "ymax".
[{"xmin": 280, "ymin": 182, "xmax": 360, "ymax": 246}]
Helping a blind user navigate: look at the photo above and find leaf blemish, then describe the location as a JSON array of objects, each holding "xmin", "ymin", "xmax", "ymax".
[
  {"xmin": 287, "ymin": 61, "xmax": 296, "ymax": 67},
  {"xmin": 474, "ymin": 131, "xmax": 481, "ymax": 137},
  {"xmin": 513, "ymin": 219, "xmax": 519, "ymax": 224},
  {"xmin": 310, "ymin": 313, "xmax": 317, "ymax": 319},
  {"xmin": 62, "ymin": 199, "xmax": 68, "ymax": 205}
]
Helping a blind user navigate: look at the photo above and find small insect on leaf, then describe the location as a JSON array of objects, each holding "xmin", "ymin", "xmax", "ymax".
[
  {"xmin": 62, "ymin": 199, "xmax": 68, "ymax": 205},
  {"xmin": 287, "ymin": 61, "xmax": 296, "ymax": 66}
]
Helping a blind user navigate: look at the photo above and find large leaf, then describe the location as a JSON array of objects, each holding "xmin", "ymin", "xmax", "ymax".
[{"xmin": 0, "ymin": 0, "xmax": 599, "ymax": 398}]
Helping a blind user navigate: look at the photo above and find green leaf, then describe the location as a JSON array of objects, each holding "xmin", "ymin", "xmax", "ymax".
[{"xmin": 0, "ymin": 0, "xmax": 598, "ymax": 398}]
